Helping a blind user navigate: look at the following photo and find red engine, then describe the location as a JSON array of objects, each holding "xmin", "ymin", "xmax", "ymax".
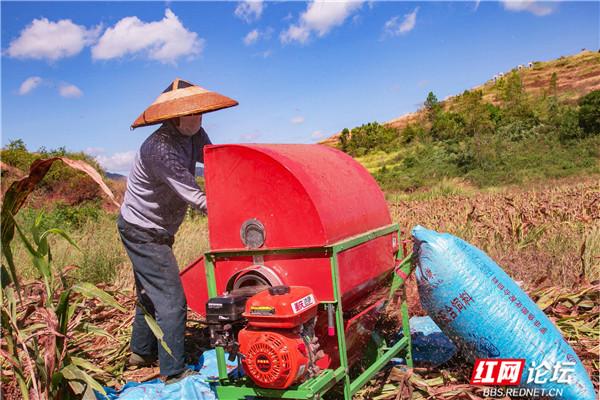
[{"xmin": 238, "ymin": 286, "xmax": 322, "ymax": 389}]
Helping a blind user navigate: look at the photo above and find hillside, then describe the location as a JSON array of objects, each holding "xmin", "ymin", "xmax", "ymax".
[
  {"xmin": 320, "ymin": 50, "xmax": 600, "ymax": 146},
  {"xmin": 318, "ymin": 50, "xmax": 600, "ymax": 192},
  {"xmin": 0, "ymin": 140, "xmax": 125, "ymax": 209}
]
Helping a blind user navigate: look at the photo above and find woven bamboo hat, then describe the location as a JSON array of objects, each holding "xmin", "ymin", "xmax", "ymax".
[{"xmin": 131, "ymin": 78, "xmax": 238, "ymax": 129}]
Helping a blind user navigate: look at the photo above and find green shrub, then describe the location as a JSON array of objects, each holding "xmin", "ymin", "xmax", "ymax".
[
  {"xmin": 578, "ymin": 90, "xmax": 600, "ymax": 136},
  {"xmin": 338, "ymin": 122, "xmax": 399, "ymax": 156},
  {"xmin": 558, "ymin": 107, "xmax": 584, "ymax": 142},
  {"xmin": 1, "ymin": 139, "xmax": 36, "ymax": 171},
  {"xmin": 430, "ymin": 111, "xmax": 465, "ymax": 141},
  {"xmin": 19, "ymin": 201, "xmax": 102, "ymax": 231},
  {"xmin": 400, "ymin": 124, "xmax": 426, "ymax": 144}
]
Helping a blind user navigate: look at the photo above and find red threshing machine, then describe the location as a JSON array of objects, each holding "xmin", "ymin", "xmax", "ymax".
[{"xmin": 180, "ymin": 144, "xmax": 414, "ymax": 399}]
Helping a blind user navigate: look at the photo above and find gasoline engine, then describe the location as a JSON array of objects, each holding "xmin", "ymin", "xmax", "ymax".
[{"xmin": 206, "ymin": 285, "xmax": 323, "ymax": 389}]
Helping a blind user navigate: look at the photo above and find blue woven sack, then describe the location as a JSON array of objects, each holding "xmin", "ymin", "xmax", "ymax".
[{"xmin": 412, "ymin": 225, "xmax": 596, "ymax": 400}]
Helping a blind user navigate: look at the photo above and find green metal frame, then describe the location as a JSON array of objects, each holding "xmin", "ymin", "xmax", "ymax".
[{"xmin": 203, "ymin": 224, "xmax": 414, "ymax": 400}]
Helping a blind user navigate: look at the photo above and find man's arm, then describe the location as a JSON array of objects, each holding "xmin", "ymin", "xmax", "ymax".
[{"xmin": 150, "ymin": 153, "xmax": 207, "ymax": 213}]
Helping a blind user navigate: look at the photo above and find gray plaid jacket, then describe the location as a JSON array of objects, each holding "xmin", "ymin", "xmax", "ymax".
[{"xmin": 120, "ymin": 122, "xmax": 210, "ymax": 235}]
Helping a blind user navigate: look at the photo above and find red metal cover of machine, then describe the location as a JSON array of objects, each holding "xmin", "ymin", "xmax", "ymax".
[
  {"xmin": 244, "ymin": 286, "xmax": 318, "ymax": 329},
  {"xmin": 181, "ymin": 144, "xmax": 396, "ymax": 316},
  {"xmin": 204, "ymin": 144, "xmax": 391, "ymax": 250}
]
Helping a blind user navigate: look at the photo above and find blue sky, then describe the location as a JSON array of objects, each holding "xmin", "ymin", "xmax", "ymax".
[{"xmin": 2, "ymin": 1, "xmax": 598, "ymax": 173}]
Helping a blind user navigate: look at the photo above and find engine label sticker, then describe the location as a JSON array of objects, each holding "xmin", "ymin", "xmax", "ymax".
[
  {"xmin": 250, "ymin": 305, "xmax": 276, "ymax": 315},
  {"xmin": 291, "ymin": 294, "xmax": 315, "ymax": 314},
  {"xmin": 256, "ymin": 354, "xmax": 272, "ymax": 372}
]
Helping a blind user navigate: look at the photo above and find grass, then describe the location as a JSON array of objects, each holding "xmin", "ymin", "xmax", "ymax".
[
  {"xmin": 12, "ymin": 208, "xmax": 209, "ymax": 288},
  {"xmin": 385, "ymin": 177, "xmax": 477, "ymax": 202},
  {"xmin": 172, "ymin": 212, "xmax": 210, "ymax": 268},
  {"xmin": 355, "ymin": 150, "xmax": 404, "ymax": 173}
]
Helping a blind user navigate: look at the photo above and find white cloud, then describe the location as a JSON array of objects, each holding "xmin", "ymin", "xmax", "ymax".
[
  {"xmin": 383, "ymin": 7, "xmax": 418, "ymax": 37},
  {"xmin": 95, "ymin": 150, "xmax": 136, "ymax": 173},
  {"xmin": 254, "ymin": 49, "xmax": 272, "ymax": 58},
  {"xmin": 85, "ymin": 147, "xmax": 105, "ymax": 156},
  {"xmin": 311, "ymin": 130, "xmax": 325, "ymax": 139},
  {"xmin": 235, "ymin": 1, "xmax": 264, "ymax": 23},
  {"xmin": 91, "ymin": 9, "xmax": 203, "ymax": 64},
  {"xmin": 281, "ymin": 0, "xmax": 364, "ymax": 44},
  {"xmin": 244, "ymin": 27, "xmax": 273, "ymax": 46},
  {"xmin": 58, "ymin": 83, "xmax": 83, "ymax": 98},
  {"xmin": 18, "ymin": 76, "xmax": 43, "ymax": 95},
  {"xmin": 291, "ymin": 116, "xmax": 305, "ymax": 125},
  {"xmin": 6, "ymin": 18, "xmax": 100, "ymax": 61},
  {"xmin": 501, "ymin": 0, "xmax": 555, "ymax": 16},
  {"xmin": 244, "ymin": 29, "xmax": 260, "ymax": 45},
  {"xmin": 281, "ymin": 24, "xmax": 311, "ymax": 44}
]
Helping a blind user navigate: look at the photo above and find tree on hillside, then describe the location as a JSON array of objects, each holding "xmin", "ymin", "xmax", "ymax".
[
  {"xmin": 2, "ymin": 139, "xmax": 35, "ymax": 170},
  {"xmin": 400, "ymin": 124, "xmax": 426, "ymax": 144},
  {"xmin": 430, "ymin": 111, "xmax": 465, "ymax": 141},
  {"xmin": 452, "ymin": 90, "xmax": 495, "ymax": 137},
  {"xmin": 424, "ymin": 91, "xmax": 441, "ymax": 123},
  {"xmin": 340, "ymin": 122, "xmax": 398, "ymax": 156},
  {"xmin": 339, "ymin": 128, "xmax": 350, "ymax": 152},
  {"xmin": 546, "ymin": 73, "xmax": 560, "ymax": 124},
  {"xmin": 501, "ymin": 71, "xmax": 533, "ymax": 120},
  {"xmin": 549, "ymin": 72, "xmax": 558, "ymax": 97},
  {"xmin": 6, "ymin": 139, "xmax": 27, "ymax": 151},
  {"xmin": 578, "ymin": 90, "xmax": 600, "ymax": 136}
]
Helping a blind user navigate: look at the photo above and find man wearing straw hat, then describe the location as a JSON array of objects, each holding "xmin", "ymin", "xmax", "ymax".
[{"xmin": 118, "ymin": 79, "xmax": 237, "ymax": 383}]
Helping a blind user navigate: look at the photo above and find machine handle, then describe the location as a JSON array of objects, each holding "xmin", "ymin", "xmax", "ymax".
[{"xmin": 327, "ymin": 304, "xmax": 335, "ymax": 336}]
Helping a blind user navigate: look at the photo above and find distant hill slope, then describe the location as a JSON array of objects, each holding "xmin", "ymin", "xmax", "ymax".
[
  {"xmin": 105, "ymin": 172, "xmax": 127, "ymax": 181},
  {"xmin": 104, "ymin": 165, "xmax": 203, "ymax": 181},
  {"xmin": 320, "ymin": 50, "xmax": 600, "ymax": 147}
]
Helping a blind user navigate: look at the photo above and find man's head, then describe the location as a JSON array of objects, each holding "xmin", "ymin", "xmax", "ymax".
[{"xmin": 174, "ymin": 114, "xmax": 202, "ymax": 136}]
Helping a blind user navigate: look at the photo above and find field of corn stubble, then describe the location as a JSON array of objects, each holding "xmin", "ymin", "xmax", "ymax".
[
  {"xmin": 360, "ymin": 176, "xmax": 600, "ymax": 399},
  {"xmin": 1, "ymin": 174, "xmax": 598, "ymax": 399}
]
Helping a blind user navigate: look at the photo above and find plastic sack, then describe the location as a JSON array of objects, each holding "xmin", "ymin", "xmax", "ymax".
[
  {"xmin": 96, "ymin": 350, "xmax": 239, "ymax": 400},
  {"xmin": 98, "ymin": 376, "xmax": 215, "ymax": 400},
  {"xmin": 408, "ymin": 316, "xmax": 457, "ymax": 367},
  {"xmin": 412, "ymin": 225, "xmax": 596, "ymax": 400},
  {"xmin": 197, "ymin": 349, "xmax": 241, "ymax": 381}
]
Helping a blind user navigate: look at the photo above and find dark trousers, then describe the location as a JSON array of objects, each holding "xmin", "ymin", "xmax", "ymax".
[{"xmin": 117, "ymin": 214, "xmax": 186, "ymax": 376}]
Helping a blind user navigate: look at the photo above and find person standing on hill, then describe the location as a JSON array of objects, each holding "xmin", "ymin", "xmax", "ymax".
[{"xmin": 118, "ymin": 79, "xmax": 237, "ymax": 383}]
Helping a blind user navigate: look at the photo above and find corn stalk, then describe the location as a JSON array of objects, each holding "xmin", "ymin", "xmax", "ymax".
[{"xmin": 1, "ymin": 157, "xmax": 121, "ymax": 399}]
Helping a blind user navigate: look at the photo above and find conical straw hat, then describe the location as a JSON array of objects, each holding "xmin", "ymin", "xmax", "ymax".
[{"xmin": 131, "ymin": 78, "xmax": 238, "ymax": 129}]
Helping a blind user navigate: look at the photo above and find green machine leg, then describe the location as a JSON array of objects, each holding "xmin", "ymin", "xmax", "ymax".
[
  {"xmin": 205, "ymin": 224, "xmax": 415, "ymax": 399},
  {"xmin": 400, "ymin": 286, "xmax": 413, "ymax": 368},
  {"xmin": 389, "ymin": 253, "xmax": 414, "ymax": 368},
  {"xmin": 329, "ymin": 251, "xmax": 352, "ymax": 400}
]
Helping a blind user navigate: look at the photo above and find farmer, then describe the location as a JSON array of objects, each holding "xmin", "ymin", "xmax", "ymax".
[{"xmin": 118, "ymin": 79, "xmax": 237, "ymax": 383}]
